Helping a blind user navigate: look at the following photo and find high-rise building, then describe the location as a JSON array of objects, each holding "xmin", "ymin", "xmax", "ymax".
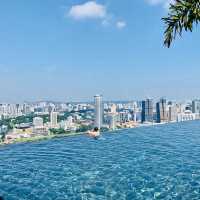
[
  {"xmin": 94, "ymin": 95, "xmax": 103, "ymax": 130},
  {"xmin": 119, "ymin": 111, "xmax": 131, "ymax": 123},
  {"xmin": 22, "ymin": 103, "xmax": 31, "ymax": 115},
  {"xmin": 168, "ymin": 104, "xmax": 177, "ymax": 122},
  {"xmin": 50, "ymin": 112, "xmax": 58, "ymax": 128},
  {"xmin": 156, "ymin": 98, "xmax": 167, "ymax": 123},
  {"xmin": 192, "ymin": 100, "xmax": 200, "ymax": 114},
  {"xmin": 107, "ymin": 113, "xmax": 117, "ymax": 130},
  {"xmin": 141, "ymin": 99, "xmax": 153, "ymax": 123},
  {"xmin": 110, "ymin": 104, "xmax": 117, "ymax": 113}
]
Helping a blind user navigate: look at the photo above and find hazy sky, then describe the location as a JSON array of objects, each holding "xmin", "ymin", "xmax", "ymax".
[{"xmin": 0, "ymin": 0, "xmax": 199, "ymax": 102}]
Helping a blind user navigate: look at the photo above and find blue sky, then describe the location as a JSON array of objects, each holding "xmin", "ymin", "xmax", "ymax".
[{"xmin": 0, "ymin": 0, "xmax": 199, "ymax": 102}]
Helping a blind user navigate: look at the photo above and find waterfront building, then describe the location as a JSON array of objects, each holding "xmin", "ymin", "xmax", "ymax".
[
  {"xmin": 119, "ymin": 111, "xmax": 131, "ymax": 123},
  {"xmin": 33, "ymin": 117, "xmax": 48, "ymax": 135},
  {"xmin": 167, "ymin": 104, "xmax": 177, "ymax": 122},
  {"xmin": 59, "ymin": 120, "xmax": 66, "ymax": 129},
  {"xmin": 131, "ymin": 102, "xmax": 139, "ymax": 122},
  {"xmin": 107, "ymin": 113, "xmax": 117, "ymax": 130},
  {"xmin": 185, "ymin": 104, "xmax": 192, "ymax": 111},
  {"xmin": 177, "ymin": 110, "xmax": 196, "ymax": 122},
  {"xmin": 192, "ymin": 100, "xmax": 200, "ymax": 114},
  {"xmin": 12, "ymin": 123, "xmax": 33, "ymax": 136},
  {"xmin": 50, "ymin": 112, "xmax": 58, "ymax": 128},
  {"xmin": 64, "ymin": 116, "xmax": 74, "ymax": 129},
  {"xmin": 94, "ymin": 95, "xmax": 104, "ymax": 130},
  {"xmin": 132, "ymin": 111, "xmax": 137, "ymax": 122},
  {"xmin": 33, "ymin": 117, "xmax": 44, "ymax": 128},
  {"xmin": 141, "ymin": 99, "xmax": 153, "ymax": 123},
  {"xmin": 176, "ymin": 103, "xmax": 184, "ymax": 114},
  {"xmin": 156, "ymin": 98, "xmax": 167, "ymax": 123}
]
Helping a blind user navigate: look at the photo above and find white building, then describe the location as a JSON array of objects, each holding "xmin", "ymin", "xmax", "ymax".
[
  {"xmin": 167, "ymin": 105, "xmax": 177, "ymax": 122},
  {"xmin": 94, "ymin": 95, "xmax": 103, "ymax": 130},
  {"xmin": 177, "ymin": 110, "xmax": 196, "ymax": 122},
  {"xmin": 0, "ymin": 104, "xmax": 23, "ymax": 118},
  {"xmin": 119, "ymin": 111, "xmax": 131, "ymax": 123},
  {"xmin": 107, "ymin": 113, "xmax": 117, "ymax": 130},
  {"xmin": 59, "ymin": 116, "xmax": 76, "ymax": 131},
  {"xmin": 50, "ymin": 112, "xmax": 58, "ymax": 128},
  {"xmin": 33, "ymin": 117, "xmax": 44, "ymax": 128},
  {"xmin": 110, "ymin": 104, "xmax": 117, "ymax": 113}
]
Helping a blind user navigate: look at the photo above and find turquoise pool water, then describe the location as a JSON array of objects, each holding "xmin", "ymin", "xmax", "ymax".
[{"xmin": 1, "ymin": 121, "xmax": 200, "ymax": 199}]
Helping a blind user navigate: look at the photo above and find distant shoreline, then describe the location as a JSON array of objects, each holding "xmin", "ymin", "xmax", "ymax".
[
  {"xmin": 0, "ymin": 126, "xmax": 137, "ymax": 146},
  {"xmin": 0, "ymin": 132, "xmax": 85, "ymax": 147},
  {"xmin": 0, "ymin": 120, "xmax": 197, "ymax": 147}
]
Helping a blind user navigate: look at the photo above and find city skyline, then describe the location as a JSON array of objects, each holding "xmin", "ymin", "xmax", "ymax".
[
  {"xmin": 0, "ymin": 0, "xmax": 200, "ymax": 102},
  {"xmin": 1, "ymin": 95, "xmax": 200, "ymax": 145},
  {"xmin": 1, "ymin": 1, "xmax": 200, "ymax": 199}
]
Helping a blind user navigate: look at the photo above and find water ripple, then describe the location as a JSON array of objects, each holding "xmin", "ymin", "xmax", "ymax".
[{"xmin": 1, "ymin": 121, "xmax": 200, "ymax": 199}]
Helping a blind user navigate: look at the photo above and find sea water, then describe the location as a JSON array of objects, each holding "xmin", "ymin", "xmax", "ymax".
[{"xmin": 1, "ymin": 121, "xmax": 200, "ymax": 199}]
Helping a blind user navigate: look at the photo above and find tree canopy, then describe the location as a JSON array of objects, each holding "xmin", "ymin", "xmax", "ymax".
[{"xmin": 162, "ymin": 0, "xmax": 200, "ymax": 47}]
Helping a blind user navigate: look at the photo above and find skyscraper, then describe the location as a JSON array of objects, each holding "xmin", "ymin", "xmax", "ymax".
[
  {"xmin": 192, "ymin": 100, "xmax": 200, "ymax": 114},
  {"xmin": 168, "ymin": 104, "xmax": 177, "ymax": 122},
  {"xmin": 141, "ymin": 99, "xmax": 153, "ymax": 123},
  {"xmin": 94, "ymin": 95, "xmax": 103, "ymax": 130},
  {"xmin": 156, "ymin": 98, "xmax": 167, "ymax": 123},
  {"xmin": 50, "ymin": 112, "xmax": 58, "ymax": 128}
]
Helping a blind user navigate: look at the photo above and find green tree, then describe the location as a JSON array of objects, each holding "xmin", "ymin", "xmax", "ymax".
[
  {"xmin": 49, "ymin": 128, "xmax": 66, "ymax": 135},
  {"xmin": 162, "ymin": 0, "xmax": 200, "ymax": 47},
  {"xmin": 76, "ymin": 125, "xmax": 93, "ymax": 133}
]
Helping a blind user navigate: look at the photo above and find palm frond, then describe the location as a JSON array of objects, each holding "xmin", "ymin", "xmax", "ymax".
[{"xmin": 162, "ymin": 0, "xmax": 200, "ymax": 47}]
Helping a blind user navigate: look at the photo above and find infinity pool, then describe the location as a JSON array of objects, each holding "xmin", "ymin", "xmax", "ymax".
[{"xmin": 1, "ymin": 121, "xmax": 200, "ymax": 199}]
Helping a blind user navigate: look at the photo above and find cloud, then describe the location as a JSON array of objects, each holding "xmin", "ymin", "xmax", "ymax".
[
  {"xmin": 116, "ymin": 21, "xmax": 127, "ymax": 29},
  {"xmin": 67, "ymin": 1, "xmax": 127, "ymax": 30},
  {"xmin": 68, "ymin": 1, "xmax": 106, "ymax": 20}
]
